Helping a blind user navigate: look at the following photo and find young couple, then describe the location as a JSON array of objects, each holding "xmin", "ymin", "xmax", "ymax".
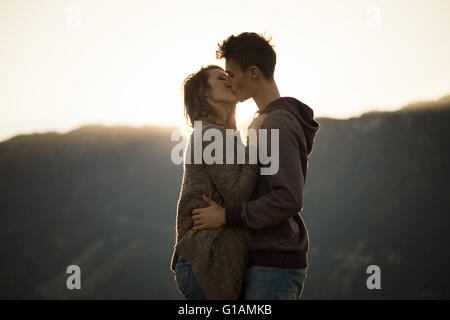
[{"xmin": 170, "ymin": 32, "xmax": 320, "ymax": 300}]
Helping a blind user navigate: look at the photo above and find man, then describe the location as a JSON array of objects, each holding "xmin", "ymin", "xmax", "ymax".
[{"xmin": 191, "ymin": 32, "xmax": 320, "ymax": 299}]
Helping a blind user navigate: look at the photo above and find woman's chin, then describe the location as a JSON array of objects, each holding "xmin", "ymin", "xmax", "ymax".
[
  {"xmin": 224, "ymin": 99, "xmax": 238, "ymax": 106},
  {"xmin": 230, "ymin": 97, "xmax": 239, "ymax": 104}
]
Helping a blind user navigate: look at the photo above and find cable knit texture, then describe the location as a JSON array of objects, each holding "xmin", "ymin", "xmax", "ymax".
[{"xmin": 170, "ymin": 115, "xmax": 266, "ymax": 300}]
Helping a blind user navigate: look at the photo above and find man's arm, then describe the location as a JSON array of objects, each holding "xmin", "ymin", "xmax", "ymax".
[{"xmin": 226, "ymin": 110, "xmax": 305, "ymax": 230}]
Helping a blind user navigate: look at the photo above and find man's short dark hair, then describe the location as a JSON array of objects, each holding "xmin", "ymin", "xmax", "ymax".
[{"xmin": 216, "ymin": 32, "xmax": 276, "ymax": 81}]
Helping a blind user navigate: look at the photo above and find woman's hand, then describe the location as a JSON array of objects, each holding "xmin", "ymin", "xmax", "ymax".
[{"xmin": 192, "ymin": 194, "xmax": 226, "ymax": 230}]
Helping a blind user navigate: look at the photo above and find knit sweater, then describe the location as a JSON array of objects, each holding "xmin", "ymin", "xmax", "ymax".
[{"xmin": 170, "ymin": 115, "xmax": 266, "ymax": 300}]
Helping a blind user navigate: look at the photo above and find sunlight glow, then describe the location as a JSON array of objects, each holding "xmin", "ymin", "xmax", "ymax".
[{"xmin": 1, "ymin": 0, "xmax": 450, "ymax": 142}]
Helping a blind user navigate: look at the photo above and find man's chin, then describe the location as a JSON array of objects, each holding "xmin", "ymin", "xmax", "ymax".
[{"xmin": 233, "ymin": 92, "xmax": 251, "ymax": 103}]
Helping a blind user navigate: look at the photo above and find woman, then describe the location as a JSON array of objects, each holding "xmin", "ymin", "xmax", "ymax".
[{"xmin": 170, "ymin": 65, "xmax": 265, "ymax": 300}]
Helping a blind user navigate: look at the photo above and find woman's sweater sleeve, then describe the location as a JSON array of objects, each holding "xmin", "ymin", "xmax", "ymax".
[{"xmin": 197, "ymin": 125, "xmax": 259, "ymax": 206}]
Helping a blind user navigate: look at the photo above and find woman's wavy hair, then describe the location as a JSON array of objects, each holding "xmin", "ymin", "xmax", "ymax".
[{"xmin": 183, "ymin": 65, "xmax": 225, "ymax": 128}]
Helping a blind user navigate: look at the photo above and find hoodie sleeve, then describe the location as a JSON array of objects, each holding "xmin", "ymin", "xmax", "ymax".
[
  {"xmin": 196, "ymin": 125, "xmax": 259, "ymax": 206},
  {"xmin": 226, "ymin": 110, "xmax": 306, "ymax": 229}
]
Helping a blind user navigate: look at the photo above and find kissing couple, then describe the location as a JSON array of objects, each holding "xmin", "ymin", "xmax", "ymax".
[{"xmin": 170, "ymin": 32, "xmax": 320, "ymax": 300}]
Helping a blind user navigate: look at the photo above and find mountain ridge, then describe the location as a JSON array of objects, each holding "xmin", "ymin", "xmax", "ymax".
[
  {"xmin": 3, "ymin": 93, "xmax": 449, "ymax": 146},
  {"xmin": 1, "ymin": 95, "xmax": 449, "ymax": 299}
]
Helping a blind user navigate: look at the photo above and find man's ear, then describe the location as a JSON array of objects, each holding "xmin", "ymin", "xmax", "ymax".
[{"xmin": 249, "ymin": 66, "xmax": 260, "ymax": 80}]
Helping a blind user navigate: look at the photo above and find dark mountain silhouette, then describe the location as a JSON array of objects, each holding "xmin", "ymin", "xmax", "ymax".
[{"xmin": 1, "ymin": 95, "xmax": 449, "ymax": 299}]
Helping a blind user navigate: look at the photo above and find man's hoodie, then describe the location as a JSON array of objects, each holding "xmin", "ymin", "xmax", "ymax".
[{"xmin": 226, "ymin": 97, "xmax": 320, "ymax": 268}]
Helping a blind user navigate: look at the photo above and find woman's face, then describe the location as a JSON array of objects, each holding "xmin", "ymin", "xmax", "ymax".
[{"xmin": 205, "ymin": 68, "xmax": 238, "ymax": 106}]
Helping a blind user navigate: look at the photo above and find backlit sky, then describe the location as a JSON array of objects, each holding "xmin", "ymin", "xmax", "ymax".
[{"xmin": 1, "ymin": 0, "xmax": 449, "ymax": 142}]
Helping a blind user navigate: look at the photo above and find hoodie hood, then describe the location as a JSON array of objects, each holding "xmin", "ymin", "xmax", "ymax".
[{"xmin": 259, "ymin": 97, "xmax": 320, "ymax": 156}]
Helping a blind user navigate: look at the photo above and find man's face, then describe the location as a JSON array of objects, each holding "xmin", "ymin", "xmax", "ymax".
[{"xmin": 225, "ymin": 59, "xmax": 253, "ymax": 102}]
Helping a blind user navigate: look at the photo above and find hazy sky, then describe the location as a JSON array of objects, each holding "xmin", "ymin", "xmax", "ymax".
[{"xmin": 1, "ymin": 0, "xmax": 449, "ymax": 142}]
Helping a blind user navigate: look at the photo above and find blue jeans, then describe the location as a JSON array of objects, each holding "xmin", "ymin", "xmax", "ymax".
[
  {"xmin": 244, "ymin": 265, "xmax": 308, "ymax": 300},
  {"xmin": 174, "ymin": 255, "xmax": 206, "ymax": 300},
  {"xmin": 175, "ymin": 255, "xmax": 307, "ymax": 300}
]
